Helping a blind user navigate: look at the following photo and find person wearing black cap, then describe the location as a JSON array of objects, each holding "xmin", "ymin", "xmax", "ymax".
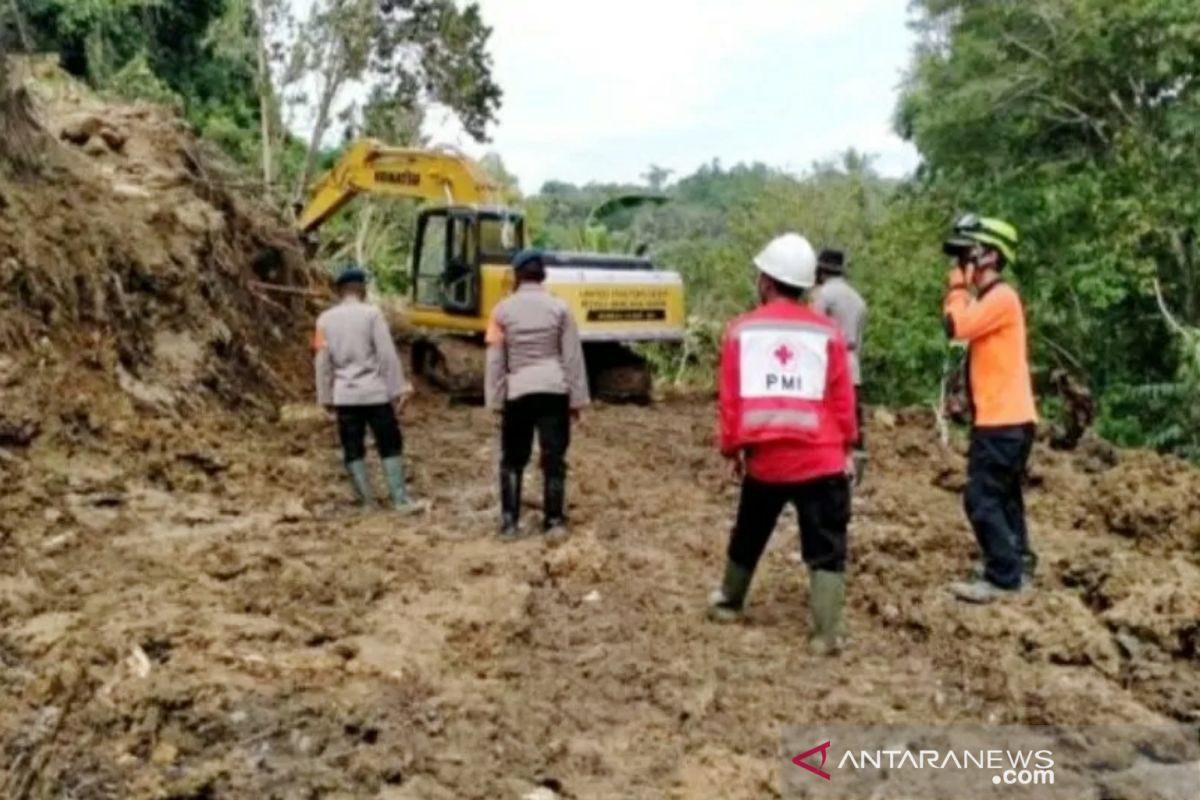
[
  {"xmin": 313, "ymin": 265, "xmax": 420, "ymax": 512},
  {"xmin": 811, "ymin": 248, "xmax": 868, "ymax": 484},
  {"xmin": 485, "ymin": 250, "xmax": 590, "ymax": 538}
]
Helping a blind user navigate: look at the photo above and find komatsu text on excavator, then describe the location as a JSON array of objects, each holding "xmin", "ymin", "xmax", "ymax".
[{"xmin": 297, "ymin": 139, "xmax": 686, "ymax": 401}]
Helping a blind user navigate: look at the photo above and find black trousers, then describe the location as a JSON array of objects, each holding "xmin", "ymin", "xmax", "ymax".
[
  {"xmin": 336, "ymin": 404, "xmax": 403, "ymax": 465},
  {"xmin": 728, "ymin": 474, "xmax": 851, "ymax": 574},
  {"xmin": 965, "ymin": 424, "xmax": 1035, "ymax": 589},
  {"xmin": 501, "ymin": 393, "xmax": 570, "ymax": 477}
]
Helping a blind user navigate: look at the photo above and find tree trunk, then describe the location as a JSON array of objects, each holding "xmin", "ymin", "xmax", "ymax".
[
  {"xmin": 354, "ymin": 202, "xmax": 374, "ymax": 265},
  {"xmin": 256, "ymin": 40, "xmax": 274, "ymax": 187},
  {"xmin": 253, "ymin": 0, "xmax": 275, "ymax": 188},
  {"xmin": 292, "ymin": 53, "xmax": 344, "ymax": 205},
  {"xmin": 0, "ymin": 53, "xmax": 43, "ymax": 171},
  {"xmin": 8, "ymin": 0, "xmax": 32, "ymax": 51}
]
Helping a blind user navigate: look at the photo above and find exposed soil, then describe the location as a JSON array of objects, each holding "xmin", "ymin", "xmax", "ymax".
[{"xmin": 1, "ymin": 63, "xmax": 1197, "ymax": 800}]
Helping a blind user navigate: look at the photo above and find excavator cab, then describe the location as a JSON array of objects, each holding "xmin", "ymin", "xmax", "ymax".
[{"xmin": 411, "ymin": 206, "xmax": 525, "ymax": 318}]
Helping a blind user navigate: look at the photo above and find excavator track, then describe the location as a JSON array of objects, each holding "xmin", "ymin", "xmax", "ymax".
[
  {"xmin": 410, "ymin": 337, "xmax": 654, "ymax": 404},
  {"xmin": 583, "ymin": 342, "xmax": 653, "ymax": 404},
  {"xmin": 410, "ymin": 336, "xmax": 487, "ymax": 404}
]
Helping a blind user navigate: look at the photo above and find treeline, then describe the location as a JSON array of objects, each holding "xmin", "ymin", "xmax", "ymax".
[
  {"xmin": 523, "ymin": 0, "xmax": 1200, "ymax": 458},
  {"xmin": 3, "ymin": 0, "xmax": 1200, "ymax": 457}
]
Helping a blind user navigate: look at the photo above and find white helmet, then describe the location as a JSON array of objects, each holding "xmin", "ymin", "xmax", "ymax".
[{"xmin": 753, "ymin": 233, "xmax": 818, "ymax": 289}]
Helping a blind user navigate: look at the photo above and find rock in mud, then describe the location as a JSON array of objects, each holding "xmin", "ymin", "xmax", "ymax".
[{"xmin": 0, "ymin": 414, "xmax": 40, "ymax": 447}]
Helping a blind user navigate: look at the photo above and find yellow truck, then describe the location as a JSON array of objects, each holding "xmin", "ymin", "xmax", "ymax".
[{"xmin": 297, "ymin": 139, "xmax": 686, "ymax": 400}]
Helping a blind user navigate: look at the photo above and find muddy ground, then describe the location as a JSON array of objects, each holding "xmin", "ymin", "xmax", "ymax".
[
  {"xmin": 1, "ymin": 59, "xmax": 1198, "ymax": 800},
  {"xmin": 1, "ymin": 394, "xmax": 1198, "ymax": 799}
]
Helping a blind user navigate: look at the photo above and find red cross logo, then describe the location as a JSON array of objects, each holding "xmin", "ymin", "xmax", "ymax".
[{"xmin": 774, "ymin": 344, "xmax": 795, "ymax": 367}]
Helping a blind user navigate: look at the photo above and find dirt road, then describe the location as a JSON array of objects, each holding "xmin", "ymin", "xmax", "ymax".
[{"xmin": 2, "ymin": 395, "xmax": 1197, "ymax": 799}]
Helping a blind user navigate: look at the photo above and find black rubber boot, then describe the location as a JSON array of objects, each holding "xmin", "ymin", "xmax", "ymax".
[
  {"xmin": 543, "ymin": 475, "xmax": 567, "ymax": 536},
  {"xmin": 499, "ymin": 468, "xmax": 522, "ymax": 539}
]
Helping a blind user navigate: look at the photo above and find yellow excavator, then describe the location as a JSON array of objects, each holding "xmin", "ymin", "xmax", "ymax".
[{"xmin": 297, "ymin": 138, "xmax": 687, "ymax": 401}]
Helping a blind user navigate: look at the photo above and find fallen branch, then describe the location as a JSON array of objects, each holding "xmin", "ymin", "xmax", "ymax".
[
  {"xmin": 1037, "ymin": 333, "xmax": 1085, "ymax": 370},
  {"xmin": 247, "ymin": 280, "xmax": 329, "ymax": 300},
  {"xmin": 249, "ymin": 289, "xmax": 288, "ymax": 314}
]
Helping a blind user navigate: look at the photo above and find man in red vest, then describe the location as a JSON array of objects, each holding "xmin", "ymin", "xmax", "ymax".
[{"xmin": 708, "ymin": 233, "xmax": 858, "ymax": 655}]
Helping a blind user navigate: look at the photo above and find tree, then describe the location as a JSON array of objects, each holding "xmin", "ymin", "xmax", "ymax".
[
  {"xmin": 24, "ymin": 0, "xmax": 261, "ymax": 162},
  {"xmin": 641, "ymin": 164, "xmax": 673, "ymax": 191},
  {"xmin": 897, "ymin": 0, "xmax": 1200, "ymax": 451},
  {"xmin": 207, "ymin": 0, "xmax": 293, "ymax": 187},
  {"xmin": 290, "ymin": 0, "xmax": 502, "ymax": 202},
  {"xmin": 0, "ymin": 21, "xmax": 43, "ymax": 171},
  {"xmin": 478, "ymin": 152, "xmax": 520, "ymax": 203}
]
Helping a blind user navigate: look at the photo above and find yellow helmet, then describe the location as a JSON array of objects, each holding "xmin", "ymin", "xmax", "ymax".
[{"xmin": 953, "ymin": 214, "xmax": 1019, "ymax": 264}]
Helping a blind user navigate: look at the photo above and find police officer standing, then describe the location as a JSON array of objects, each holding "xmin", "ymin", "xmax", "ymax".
[
  {"xmin": 708, "ymin": 234, "xmax": 858, "ymax": 655},
  {"xmin": 485, "ymin": 250, "xmax": 590, "ymax": 538},
  {"xmin": 314, "ymin": 265, "xmax": 420, "ymax": 512}
]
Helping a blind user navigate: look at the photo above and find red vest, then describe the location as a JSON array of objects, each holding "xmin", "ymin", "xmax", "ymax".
[{"xmin": 718, "ymin": 300, "xmax": 858, "ymax": 482}]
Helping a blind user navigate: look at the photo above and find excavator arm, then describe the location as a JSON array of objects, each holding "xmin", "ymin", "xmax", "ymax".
[{"xmin": 296, "ymin": 138, "xmax": 503, "ymax": 233}]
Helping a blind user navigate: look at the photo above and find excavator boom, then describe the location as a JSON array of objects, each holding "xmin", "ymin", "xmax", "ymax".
[{"xmin": 296, "ymin": 138, "xmax": 503, "ymax": 233}]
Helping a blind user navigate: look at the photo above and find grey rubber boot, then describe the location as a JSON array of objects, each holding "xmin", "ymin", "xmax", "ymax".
[
  {"xmin": 708, "ymin": 561, "xmax": 753, "ymax": 623},
  {"xmin": 949, "ymin": 578, "xmax": 1024, "ymax": 604},
  {"xmin": 381, "ymin": 457, "xmax": 420, "ymax": 514},
  {"xmin": 346, "ymin": 460, "xmax": 375, "ymax": 509},
  {"xmin": 808, "ymin": 570, "xmax": 847, "ymax": 656},
  {"xmin": 499, "ymin": 468, "xmax": 522, "ymax": 538}
]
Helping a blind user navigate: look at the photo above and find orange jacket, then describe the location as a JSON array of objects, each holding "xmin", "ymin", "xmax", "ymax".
[{"xmin": 944, "ymin": 278, "xmax": 1037, "ymax": 427}]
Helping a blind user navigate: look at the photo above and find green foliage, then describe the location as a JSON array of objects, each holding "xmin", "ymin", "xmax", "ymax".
[
  {"xmin": 25, "ymin": 0, "xmax": 259, "ymax": 148},
  {"xmin": 896, "ymin": 0, "xmax": 1200, "ymax": 455},
  {"xmin": 105, "ymin": 50, "xmax": 177, "ymax": 105}
]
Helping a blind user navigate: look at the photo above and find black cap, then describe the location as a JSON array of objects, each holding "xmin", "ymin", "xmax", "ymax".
[
  {"xmin": 512, "ymin": 249, "xmax": 545, "ymax": 272},
  {"xmin": 334, "ymin": 265, "xmax": 369, "ymax": 286},
  {"xmin": 818, "ymin": 248, "xmax": 846, "ymax": 273}
]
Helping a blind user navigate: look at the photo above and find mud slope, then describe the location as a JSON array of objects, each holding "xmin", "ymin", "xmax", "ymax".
[
  {"xmin": 0, "ymin": 59, "xmax": 318, "ymax": 436},
  {"xmin": 2, "ymin": 395, "xmax": 1197, "ymax": 799}
]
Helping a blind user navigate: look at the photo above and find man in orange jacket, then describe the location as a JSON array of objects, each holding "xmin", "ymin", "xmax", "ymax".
[
  {"xmin": 942, "ymin": 216, "xmax": 1037, "ymax": 603},
  {"xmin": 708, "ymin": 233, "xmax": 858, "ymax": 654}
]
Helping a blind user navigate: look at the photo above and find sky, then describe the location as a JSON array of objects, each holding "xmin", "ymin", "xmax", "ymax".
[{"xmin": 290, "ymin": 0, "xmax": 921, "ymax": 192}]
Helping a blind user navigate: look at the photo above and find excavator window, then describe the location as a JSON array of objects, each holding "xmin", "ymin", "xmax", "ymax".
[
  {"xmin": 442, "ymin": 212, "xmax": 478, "ymax": 313},
  {"xmin": 479, "ymin": 217, "xmax": 523, "ymax": 262},
  {"xmin": 415, "ymin": 213, "xmax": 448, "ymax": 307},
  {"xmin": 412, "ymin": 208, "xmax": 481, "ymax": 315}
]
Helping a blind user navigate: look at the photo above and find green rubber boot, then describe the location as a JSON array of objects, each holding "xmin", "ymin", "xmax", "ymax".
[
  {"xmin": 707, "ymin": 561, "xmax": 753, "ymax": 623},
  {"xmin": 346, "ymin": 460, "xmax": 375, "ymax": 509},
  {"xmin": 808, "ymin": 570, "xmax": 847, "ymax": 656},
  {"xmin": 381, "ymin": 457, "xmax": 421, "ymax": 514}
]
